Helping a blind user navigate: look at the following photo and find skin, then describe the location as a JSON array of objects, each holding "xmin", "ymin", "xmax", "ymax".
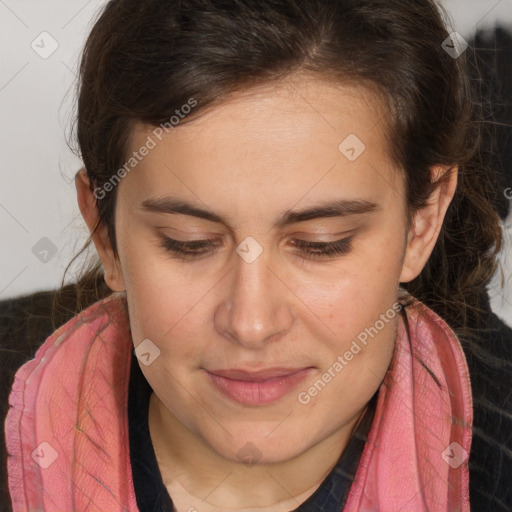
[{"xmin": 76, "ymin": 75, "xmax": 457, "ymax": 511}]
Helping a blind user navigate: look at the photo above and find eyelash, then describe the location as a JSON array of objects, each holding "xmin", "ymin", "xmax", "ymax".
[{"xmin": 159, "ymin": 236, "xmax": 353, "ymax": 259}]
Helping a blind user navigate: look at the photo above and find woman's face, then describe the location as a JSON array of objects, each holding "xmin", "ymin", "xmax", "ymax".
[{"xmin": 101, "ymin": 77, "xmax": 416, "ymax": 463}]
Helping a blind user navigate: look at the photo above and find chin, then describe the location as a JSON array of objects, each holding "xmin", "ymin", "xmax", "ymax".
[{"xmin": 199, "ymin": 421, "xmax": 314, "ymax": 465}]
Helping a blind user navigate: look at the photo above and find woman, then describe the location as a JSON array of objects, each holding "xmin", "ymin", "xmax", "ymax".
[{"xmin": 4, "ymin": 0, "xmax": 504, "ymax": 510}]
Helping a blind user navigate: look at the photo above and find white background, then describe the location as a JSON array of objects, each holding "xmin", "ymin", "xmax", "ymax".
[{"xmin": 1, "ymin": 0, "xmax": 511, "ymax": 326}]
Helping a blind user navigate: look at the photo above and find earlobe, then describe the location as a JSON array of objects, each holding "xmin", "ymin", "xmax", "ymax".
[
  {"xmin": 399, "ymin": 166, "xmax": 458, "ymax": 283},
  {"xmin": 75, "ymin": 168, "xmax": 126, "ymax": 292}
]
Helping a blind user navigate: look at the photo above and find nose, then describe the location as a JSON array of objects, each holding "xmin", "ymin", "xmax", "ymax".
[{"xmin": 214, "ymin": 243, "xmax": 294, "ymax": 349}]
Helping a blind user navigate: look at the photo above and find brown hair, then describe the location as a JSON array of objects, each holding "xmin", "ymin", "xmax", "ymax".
[{"xmin": 62, "ymin": 0, "xmax": 503, "ymax": 337}]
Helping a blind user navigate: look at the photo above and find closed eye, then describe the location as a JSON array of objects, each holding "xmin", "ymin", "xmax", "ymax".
[
  {"xmin": 159, "ymin": 235, "xmax": 354, "ymax": 260},
  {"xmin": 289, "ymin": 237, "xmax": 353, "ymax": 257}
]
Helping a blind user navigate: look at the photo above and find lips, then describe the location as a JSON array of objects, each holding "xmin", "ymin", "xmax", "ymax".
[
  {"xmin": 208, "ymin": 367, "xmax": 309, "ymax": 381},
  {"xmin": 205, "ymin": 367, "xmax": 314, "ymax": 406}
]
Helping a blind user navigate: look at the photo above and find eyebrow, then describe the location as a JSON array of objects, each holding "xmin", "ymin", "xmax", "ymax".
[{"xmin": 141, "ymin": 197, "xmax": 380, "ymax": 229}]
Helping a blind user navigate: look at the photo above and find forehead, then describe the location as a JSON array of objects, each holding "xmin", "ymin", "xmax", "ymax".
[
  {"xmin": 132, "ymin": 76, "xmax": 390, "ymax": 151},
  {"xmin": 120, "ymin": 76, "xmax": 402, "ymax": 219}
]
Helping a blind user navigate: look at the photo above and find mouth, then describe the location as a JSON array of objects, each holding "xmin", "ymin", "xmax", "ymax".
[{"xmin": 204, "ymin": 367, "xmax": 315, "ymax": 406}]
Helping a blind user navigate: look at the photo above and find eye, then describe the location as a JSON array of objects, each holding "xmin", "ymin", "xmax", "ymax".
[
  {"xmin": 159, "ymin": 235, "xmax": 353, "ymax": 260},
  {"xmin": 159, "ymin": 237, "xmax": 220, "ymax": 258},
  {"xmin": 289, "ymin": 236, "xmax": 353, "ymax": 259}
]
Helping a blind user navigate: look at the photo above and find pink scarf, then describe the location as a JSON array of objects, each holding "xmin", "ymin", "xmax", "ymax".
[{"xmin": 5, "ymin": 292, "xmax": 472, "ymax": 511}]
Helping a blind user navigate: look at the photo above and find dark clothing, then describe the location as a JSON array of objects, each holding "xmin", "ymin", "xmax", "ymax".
[{"xmin": 458, "ymin": 297, "xmax": 512, "ymax": 511}]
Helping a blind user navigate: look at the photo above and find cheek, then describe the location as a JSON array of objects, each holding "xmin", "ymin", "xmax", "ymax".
[
  {"xmin": 115, "ymin": 221, "xmax": 196, "ymax": 332},
  {"xmin": 292, "ymin": 269, "xmax": 401, "ymax": 416},
  {"xmin": 288, "ymin": 234, "xmax": 404, "ymax": 400}
]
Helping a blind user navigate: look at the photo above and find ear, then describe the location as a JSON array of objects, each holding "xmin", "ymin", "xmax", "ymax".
[
  {"xmin": 399, "ymin": 166, "xmax": 458, "ymax": 283},
  {"xmin": 75, "ymin": 168, "xmax": 126, "ymax": 292}
]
